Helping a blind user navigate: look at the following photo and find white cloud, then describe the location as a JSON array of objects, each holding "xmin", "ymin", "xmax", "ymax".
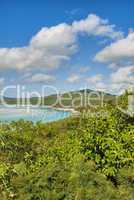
[
  {"xmin": 86, "ymin": 74, "xmax": 107, "ymax": 92},
  {"xmin": 72, "ymin": 14, "xmax": 123, "ymax": 39},
  {"xmin": 94, "ymin": 31, "xmax": 134, "ymax": 94},
  {"xmin": 95, "ymin": 82, "xmax": 107, "ymax": 90},
  {"xmin": 109, "ymin": 63, "xmax": 120, "ymax": 69},
  {"xmin": 25, "ymin": 73, "xmax": 55, "ymax": 83},
  {"xmin": 83, "ymin": 66, "xmax": 133, "ymax": 94},
  {"xmin": 98, "ymin": 66, "xmax": 134, "ymax": 94},
  {"xmin": 67, "ymin": 74, "xmax": 80, "ymax": 83},
  {"xmin": 0, "ymin": 14, "xmax": 122, "ymax": 71},
  {"xmin": 79, "ymin": 66, "xmax": 90, "ymax": 73},
  {"xmin": 0, "ymin": 24, "xmax": 76, "ymax": 70},
  {"xmin": 0, "ymin": 77, "xmax": 4, "ymax": 85},
  {"xmin": 95, "ymin": 31, "xmax": 134, "ymax": 63},
  {"xmin": 111, "ymin": 65, "xmax": 134, "ymax": 84},
  {"xmin": 86, "ymin": 74, "xmax": 103, "ymax": 83}
]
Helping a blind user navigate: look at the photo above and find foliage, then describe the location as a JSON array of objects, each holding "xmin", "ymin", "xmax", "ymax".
[{"xmin": 0, "ymin": 95, "xmax": 134, "ymax": 199}]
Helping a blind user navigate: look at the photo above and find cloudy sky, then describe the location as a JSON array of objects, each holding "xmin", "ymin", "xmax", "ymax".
[{"xmin": 0, "ymin": 0, "xmax": 134, "ymax": 96}]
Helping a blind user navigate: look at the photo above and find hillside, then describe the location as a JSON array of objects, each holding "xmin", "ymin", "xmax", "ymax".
[
  {"xmin": 0, "ymin": 95, "xmax": 134, "ymax": 199},
  {"xmin": 0, "ymin": 89, "xmax": 115, "ymax": 107}
]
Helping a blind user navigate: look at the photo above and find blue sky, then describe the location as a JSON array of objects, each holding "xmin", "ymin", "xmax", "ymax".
[{"xmin": 0, "ymin": 0, "xmax": 134, "ymax": 97}]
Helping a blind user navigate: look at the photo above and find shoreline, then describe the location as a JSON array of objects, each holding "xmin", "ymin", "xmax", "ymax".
[
  {"xmin": 0, "ymin": 104, "xmax": 80, "ymax": 117},
  {"xmin": 52, "ymin": 107, "xmax": 80, "ymax": 116}
]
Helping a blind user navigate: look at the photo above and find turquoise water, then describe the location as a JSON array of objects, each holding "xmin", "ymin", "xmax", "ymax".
[{"xmin": 0, "ymin": 106, "xmax": 71, "ymax": 123}]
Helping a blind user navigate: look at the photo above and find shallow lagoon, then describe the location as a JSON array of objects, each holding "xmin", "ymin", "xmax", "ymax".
[{"xmin": 0, "ymin": 106, "xmax": 71, "ymax": 123}]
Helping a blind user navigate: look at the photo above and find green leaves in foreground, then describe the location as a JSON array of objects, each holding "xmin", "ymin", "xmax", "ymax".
[
  {"xmin": 0, "ymin": 104, "xmax": 134, "ymax": 199},
  {"xmin": 80, "ymin": 109, "xmax": 134, "ymax": 177}
]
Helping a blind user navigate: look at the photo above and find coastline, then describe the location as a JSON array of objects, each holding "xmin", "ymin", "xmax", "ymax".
[{"xmin": 52, "ymin": 107, "xmax": 80, "ymax": 116}]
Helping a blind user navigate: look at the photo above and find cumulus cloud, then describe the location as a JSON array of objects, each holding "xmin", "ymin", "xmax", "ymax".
[
  {"xmin": 67, "ymin": 74, "xmax": 80, "ymax": 83},
  {"xmin": 86, "ymin": 74, "xmax": 103, "ymax": 83},
  {"xmin": 79, "ymin": 66, "xmax": 90, "ymax": 73},
  {"xmin": 0, "ymin": 78, "xmax": 4, "ymax": 85},
  {"xmin": 108, "ymin": 63, "xmax": 122, "ymax": 69},
  {"xmin": 0, "ymin": 14, "xmax": 122, "ymax": 71},
  {"xmin": 86, "ymin": 74, "xmax": 108, "ymax": 91},
  {"xmin": 94, "ymin": 31, "xmax": 134, "ymax": 94},
  {"xmin": 111, "ymin": 65, "xmax": 134, "ymax": 84},
  {"xmin": 94, "ymin": 31, "xmax": 134, "ymax": 63},
  {"xmin": 84, "ymin": 66, "xmax": 133, "ymax": 94},
  {"xmin": 25, "ymin": 73, "xmax": 55, "ymax": 83},
  {"xmin": 72, "ymin": 14, "xmax": 122, "ymax": 39},
  {"xmin": 98, "ymin": 66, "xmax": 134, "ymax": 94},
  {"xmin": 0, "ymin": 24, "xmax": 76, "ymax": 70}
]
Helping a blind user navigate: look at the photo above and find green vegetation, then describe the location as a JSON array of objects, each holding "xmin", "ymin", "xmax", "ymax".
[
  {"xmin": 1, "ymin": 89, "xmax": 115, "ymax": 107},
  {"xmin": 0, "ymin": 93, "xmax": 134, "ymax": 199}
]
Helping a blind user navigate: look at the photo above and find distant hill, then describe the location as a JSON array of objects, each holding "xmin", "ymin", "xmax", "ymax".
[{"xmin": 0, "ymin": 89, "xmax": 116, "ymax": 108}]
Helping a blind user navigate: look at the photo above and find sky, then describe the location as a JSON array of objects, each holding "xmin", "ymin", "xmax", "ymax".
[{"xmin": 0, "ymin": 0, "xmax": 134, "ymax": 97}]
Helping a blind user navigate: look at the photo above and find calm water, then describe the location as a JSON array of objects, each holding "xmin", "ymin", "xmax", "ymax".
[{"xmin": 0, "ymin": 106, "xmax": 71, "ymax": 123}]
